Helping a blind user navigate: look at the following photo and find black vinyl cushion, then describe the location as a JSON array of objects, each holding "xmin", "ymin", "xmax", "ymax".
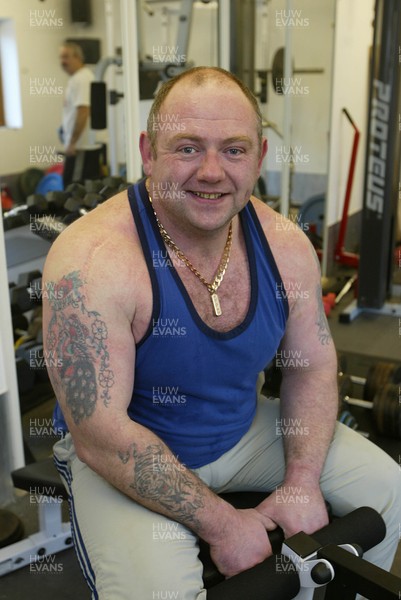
[{"xmin": 12, "ymin": 456, "xmax": 68, "ymax": 501}]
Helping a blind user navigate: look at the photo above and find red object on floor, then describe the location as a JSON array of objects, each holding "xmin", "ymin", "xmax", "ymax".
[
  {"xmin": 322, "ymin": 293, "xmax": 336, "ymax": 316},
  {"xmin": 1, "ymin": 186, "xmax": 13, "ymax": 211},
  {"xmin": 46, "ymin": 163, "xmax": 64, "ymax": 175}
]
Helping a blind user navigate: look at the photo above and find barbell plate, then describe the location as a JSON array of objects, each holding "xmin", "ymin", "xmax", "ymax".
[
  {"xmin": 373, "ymin": 384, "xmax": 400, "ymax": 439},
  {"xmin": 364, "ymin": 362, "xmax": 398, "ymax": 401},
  {"xmin": 271, "ymin": 46, "xmax": 324, "ymax": 94}
]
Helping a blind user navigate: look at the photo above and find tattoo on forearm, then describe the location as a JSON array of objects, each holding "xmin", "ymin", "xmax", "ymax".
[
  {"xmin": 117, "ymin": 443, "xmax": 205, "ymax": 529},
  {"xmin": 46, "ymin": 271, "xmax": 114, "ymax": 424},
  {"xmin": 315, "ymin": 285, "xmax": 332, "ymax": 345}
]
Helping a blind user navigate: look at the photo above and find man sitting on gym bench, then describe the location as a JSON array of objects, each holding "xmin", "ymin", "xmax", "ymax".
[{"xmin": 43, "ymin": 67, "xmax": 401, "ymax": 599}]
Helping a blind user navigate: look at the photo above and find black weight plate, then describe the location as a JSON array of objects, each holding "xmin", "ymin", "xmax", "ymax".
[{"xmin": 364, "ymin": 362, "xmax": 395, "ymax": 401}]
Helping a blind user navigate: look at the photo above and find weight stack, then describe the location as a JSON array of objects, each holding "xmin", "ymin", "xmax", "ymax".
[{"xmin": 358, "ymin": 0, "xmax": 401, "ymax": 308}]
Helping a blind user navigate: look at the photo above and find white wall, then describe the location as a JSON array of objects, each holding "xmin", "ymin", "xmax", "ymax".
[
  {"xmin": 0, "ymin": 0, "xmax": 219, "ymax": 178},
  {"xmin": 0, "ymin": 0, "xmax": 375, "ymax": 210},
  {"xmin": 325, "ymin": 0, "xmax": 375, "ymax": 227},
  {"xmin": 256, "ymin": 0, "xmax": 336, "ymax": 201},
  {"xmin": 0, "ymin": 0, "xmax": 108, "ymax": 175}
]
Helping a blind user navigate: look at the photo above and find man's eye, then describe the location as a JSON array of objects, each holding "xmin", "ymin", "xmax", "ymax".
[
  {"xmin": 227, "ymin": 148, "xmax": 243, "ymax": 156},
  {"xmin": 180, "ymin": 147, "xmax": 196, "ymax": 154}
]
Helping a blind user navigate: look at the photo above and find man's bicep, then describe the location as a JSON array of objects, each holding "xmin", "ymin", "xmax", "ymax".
[
  {"xmin": 42, "ymin": 266, "xmax": 136, "ymax": 446},
  {"xmin": 279, "ymin": 249, "xmax": 337, "ymax": 373}
]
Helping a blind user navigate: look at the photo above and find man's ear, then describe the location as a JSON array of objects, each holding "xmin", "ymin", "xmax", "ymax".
[
  {"xmin": 257, "ymin": 137, "xmax": 268, "ymax": 174},
  {"xmin": 139, "ymin": 131, "xmax": 154, "ymax": 176}
]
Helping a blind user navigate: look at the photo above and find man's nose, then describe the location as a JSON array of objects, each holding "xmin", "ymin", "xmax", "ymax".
[{"xmin": 196, "ymin": 150, "xmax": 225, "ymax": 183}]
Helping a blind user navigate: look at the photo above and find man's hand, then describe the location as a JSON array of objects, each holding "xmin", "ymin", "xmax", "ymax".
[
  {"xmin": 255, "ymin": 483, "xmax": 328, "ymax": 538},
  {"xmin": 65, "ymin": 143, "xmax": 77, "ymax": 156},
  {"xmin": 209, "ymin": 507, "xmax": 277, "ymax": 577}
]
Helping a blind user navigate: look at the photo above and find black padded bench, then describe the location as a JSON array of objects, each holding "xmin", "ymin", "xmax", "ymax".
[
  {"xmin": 0, "ymin": 457, "xmax": 72, "ymax": 576},
  {"xmin": 2, "ymin": 457, "xmax": 279, "ymax": 588}
]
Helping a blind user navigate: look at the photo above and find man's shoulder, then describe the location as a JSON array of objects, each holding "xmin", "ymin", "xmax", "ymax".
[
  {"xmin": 44, "ymin": 191, "xmax": 142, "ymax": 284},
  {"xmin": 251, "ymin": 196, "xmax": 312, "ymax": 251},
  {"xmin": 250, "ymin": 196, "xmax": 319, "ymax": 283},
  {"xmin": 72, "ymin": 67, "xmax": 94, "ymax": 84}
]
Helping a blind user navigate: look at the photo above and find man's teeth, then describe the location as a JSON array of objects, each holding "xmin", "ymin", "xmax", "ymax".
[{"xmin": 192, "ymin": 192, "xmax": 223, "ymax": 199}]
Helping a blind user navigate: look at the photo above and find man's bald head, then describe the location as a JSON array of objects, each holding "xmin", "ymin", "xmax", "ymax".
[{"xmin": 146, "ymin": 67, "xmax": 263, "ymax": 157}]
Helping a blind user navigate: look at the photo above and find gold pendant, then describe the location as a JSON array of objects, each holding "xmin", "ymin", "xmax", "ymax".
[{"xmin": 211, "ymin": 293, "xmax": 222, "ymax": 317}]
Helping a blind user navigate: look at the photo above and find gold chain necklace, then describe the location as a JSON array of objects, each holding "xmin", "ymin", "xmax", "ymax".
[{"xmin": 146, "ymin": 179, "xmax": 232, "ymax": 317}]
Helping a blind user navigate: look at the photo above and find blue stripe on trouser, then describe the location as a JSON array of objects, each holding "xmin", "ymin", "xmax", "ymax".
[{"xmin": 54, "ymin": 455, "xmax": 99, "ymax": 599}]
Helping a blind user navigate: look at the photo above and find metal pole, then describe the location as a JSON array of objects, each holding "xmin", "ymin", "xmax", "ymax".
[
  {"xmin": 218, "ymin": 0, "xmax": 230, "ymax": 71},
  {"xmin": 280, "ymin": 0, "xmax": 292, "ymax": 218},
  {"xmin": 358, "ymin": 0, "xmax": 401, "ymax": 308},
  {"xmin": 120, "ymin": 0, "xmax": 143, "ymax": 182},
  {"xmin": 0, "ymin": 218, "xmax": 25, "ymax": 479},
  {"xmin": 104, "ymin": 0, "xmax": 118, "ymax": 176}
]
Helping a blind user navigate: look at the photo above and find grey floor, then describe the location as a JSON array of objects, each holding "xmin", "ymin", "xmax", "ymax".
[{"xmin": 1, "ymin": 280, "xmax": 401, "ymax": 599}]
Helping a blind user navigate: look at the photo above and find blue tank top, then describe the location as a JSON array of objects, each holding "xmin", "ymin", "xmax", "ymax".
[
  {"xmin": 53, "ymin": 180, "xmax": 289, "ymax": 468},
  {"xmin": 127, "ymin": 179, "xmax": 289, "ymax": 468}
]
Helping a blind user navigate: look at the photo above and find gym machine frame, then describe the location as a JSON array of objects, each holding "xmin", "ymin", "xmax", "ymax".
[{"xmin": 340, "ymin": 0, "xmax": 401, "ymax": 323}]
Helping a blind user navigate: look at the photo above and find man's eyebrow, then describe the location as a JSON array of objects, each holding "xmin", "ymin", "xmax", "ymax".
[{"xmin": 167, "ymin": 134, "xmax": 254, "ymax": 145}]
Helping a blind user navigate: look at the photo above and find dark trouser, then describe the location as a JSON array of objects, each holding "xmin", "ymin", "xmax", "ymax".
[{"xmin": 63, "ymin": 147, "xmax": 105, "ymax": 188}]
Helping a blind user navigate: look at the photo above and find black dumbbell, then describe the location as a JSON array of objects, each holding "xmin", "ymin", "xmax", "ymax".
[
  {"xmin": 3, "ymin": 195, "xmax": 48, "ymax": 230},
  {"xmin": 45, "ymin": 190, "xmax": 70, "ymax": 216},
  {"xmin": 65, "ymin": 182, "xmax": 86, "ymax": 199},
  {"xmin": 26, "ymin": 194, "xmax": 48, "ymax": 215},
  {"xmin": 62, "ymin": 195, "xmax": 90, "ymax": 224},
  {"xmin": 10, "ymin": 271, "xmax": 42, "ymax": 314},
  {"xmin": 82, "ymin": 192, "xmax": 102, "ymax": 209},
  {"xmin": 103, "ymin": 176, "xmax": 124, "ymax": 188},
  {"xmin": 85, "ymin": 179, "xmax": 104, "ymax": 193},
  {"xmin": 118, "ymin": 182, "xmax": 133, "ymax": 192}
]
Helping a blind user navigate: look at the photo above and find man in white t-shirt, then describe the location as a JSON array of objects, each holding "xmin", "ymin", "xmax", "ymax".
[{"xmin": 59, "ymin": 42, "xmax": 95, "ymax": 187}]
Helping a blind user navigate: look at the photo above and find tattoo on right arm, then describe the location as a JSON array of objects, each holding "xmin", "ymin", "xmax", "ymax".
[
  {"xmin": 46, "ymin": 271, "xmax": 115, "ymax": 425},
  {"xmin": 117, "ymin": 442, "xmax": 205, "ymax": 529}
]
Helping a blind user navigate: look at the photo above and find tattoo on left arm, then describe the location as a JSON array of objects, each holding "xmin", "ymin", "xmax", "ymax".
[{"xmin": 315, "ymin": 285, "xmax": 332, "ymax": 345}]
